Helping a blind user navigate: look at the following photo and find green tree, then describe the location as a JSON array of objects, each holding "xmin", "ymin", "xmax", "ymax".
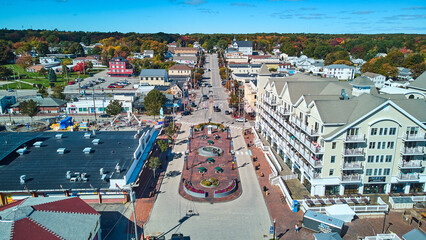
[
  {"xmin": 39, "ymin": 68, "xmax": 48, "ymax": 78},
  {"xmin": 51, "ymin": 85, "xmax": 65, "ymax": 99},
  {"xmin": 385, "ymin": 49, "xmax": 404, "ymax": 67},
  {"xmin": 48, "ymin": 69, "xmax": 57, "ymax": 82},
  {"xmin": 403, "ymin": 54, "xmax": 424, "ymax": 68},
  {"xmin": 165, "ymin": 124, "xmax": 178, "ymax": 142},
  {"xmin": 217, "ymin": 39, "xmax": 228, "ymax": 50},
  {"xmin": 86, "ymin": 61, "xmax": 93, "ymax": 69},
  {"xmin": 157, "ymin": 140, "xmax": 168, "ymax": 152},
  {"xmin": 325, "ymin": 51, "xmax": 350, "ymax": 65},
  {"xmin": 68, "ymin": 42, "xmax": 85, "ymax": 56},
  {"xmin": 61, "ymin": 64, "xmax": 68, "ymax": 81},
  {"xmin": 37, "ymin": 86, "xmax": 49, "ymax": 97},
  {"xmin": 0, "ymin": 40, "xmax": 15, "ymax": 64},
  {"xmin": 36, "ymin": 42, "xmax": 49, "ymax": 56},
  {"xmin": 20, "ymin": 99, "xmax": 39, "ymax": 122},
  {"xmin": 105, "ymin": 100, "xmax": 123, "ymax": 116},
  {"xmin": 144, "ymin": 89, "xmax": 166, "ymax": 118},
  {"xmin": 149, "ymin": 156, "xmax": 162, "ymax": 177},
  {"xmin": 0, "ymin": 66, "xmax": 13, "ymax": 79},
  {"xmin": 313, "ymin": 45, "xmax": 332, "ymax": 59},
  {"xmin": 411, "ymin": 62, "xmax": 426, "ymax": 79}
]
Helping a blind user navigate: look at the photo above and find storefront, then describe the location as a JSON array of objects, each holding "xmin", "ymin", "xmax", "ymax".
[
  {"xmin": 344, "ymin": 184, "xmax": 359, "ymax": 194},
  {"xmin": 364, "ymin": 183, "xmax": 386, "ymax": 194},
  {"xmin": 391, "ymin": 183, "xmax": 406, "ymax": 193},
  {"xmin": 325, "ymin": 185, "xmax": 340, "ymax": 195}
]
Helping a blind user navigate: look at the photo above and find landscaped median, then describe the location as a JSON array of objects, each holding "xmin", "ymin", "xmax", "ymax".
[
  {"xmin": 214, "ymin": 179, "xmax": 237, "ymax": 198},
  {"xmin": 183, "ymin": 180, "xmax": 207, "ymax": 198}
]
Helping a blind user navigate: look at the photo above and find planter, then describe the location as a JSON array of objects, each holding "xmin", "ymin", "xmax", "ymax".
[
  {"xmin": 184, "ymin": 180, "xmax": 207, "ymax": 198},
  {"xmin": 214, "ymin": 179, "xmax": 237, "ymax": 198}
]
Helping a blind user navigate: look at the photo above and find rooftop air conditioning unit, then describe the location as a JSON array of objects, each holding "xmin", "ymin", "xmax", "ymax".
[
  {"xmin": 56, "ymin": 134, "xmax": 63, "ymax": 139},
  {"xmin": 33, "ymin": 141, "xmax": 43, "ymax": 148},
  {"xmin": 100, "ymin": 168, "xmax": 104, "ymax": 175}
]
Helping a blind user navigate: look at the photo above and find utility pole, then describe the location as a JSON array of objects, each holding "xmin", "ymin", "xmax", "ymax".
[{"xmin": 129, "ymin": 184, "xmax": 139, "ymax": 240}]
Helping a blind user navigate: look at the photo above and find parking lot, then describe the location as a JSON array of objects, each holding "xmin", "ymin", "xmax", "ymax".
[{"xmin": 64, "ymin": 69, "xmax": 141, "ymax": 94}]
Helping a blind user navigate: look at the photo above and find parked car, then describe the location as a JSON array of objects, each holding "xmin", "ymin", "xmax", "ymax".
[
  {"xmin": 68, "ymin": 81, "xmax": 76, "ymax": 85},
  {"xmin": 182, "ymin": 111, "xmax": 191, "ymax": 116},
  {"xmin": 107, "ymin": 85, "xmax": 116, "ymax": 88},
  {"xmin": 235, "ymin": 118, "xmax": 246, "ymax": 122},
  {"xmin": 191, "ymin": 102, "xmax": 197, "ymax": 107},
  {"xmin": 99, "ymin": 114, "xmax": 111, "ymax": 118},
  {"xmin": 115, "ymin": 85, "xmax": 124, "ymax": 88},
  {"xmin": 213, "ymin": 106, "xmax": 221, "ymax": 112},
  {"xmin": 7, "ymin": 88, "xmax": 14, "ymax": 92},
  {"xmin": 225, "ymin": 110, "xmax": 230, "ymax": 115}
]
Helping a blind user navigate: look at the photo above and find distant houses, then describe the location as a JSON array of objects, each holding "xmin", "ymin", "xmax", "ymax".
[
  {"xmin": 107, "ymin": 57, "xmax": 134, "ymax": 77},
  {"xmin": 139, "ymin": 69, "xmax": 169, "ymax": 86},
  {"xmin": 226, "ymin": 38, "xmax": 253, "ymax": 56},
  {"xmin": 168, "ymin": 64, "xmax": 193, "ymax": 77},
  {"xmin": 323, "ymin": 64, "xmax": 355, "ymax": 80}
]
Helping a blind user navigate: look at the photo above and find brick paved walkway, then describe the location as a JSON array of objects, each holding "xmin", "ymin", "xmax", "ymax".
[{"xmin": 178, "ymin": 126, "xmax": 242, "ymax": 202}]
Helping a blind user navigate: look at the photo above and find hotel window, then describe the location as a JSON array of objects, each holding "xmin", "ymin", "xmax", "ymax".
[
  {"xmin": 387, "ymin": 142, "xmax": 394, "ymax": 149},
  {"xmin": 378, "ymin": 169, "xmax": 382, "ymax": 175},
  {"xmin": 383, "ymin": 128, "xmax": 388, "ymax": 135},
  {"xmin": 366, "ymin": 169, "xmax": 372, "ymax": 176},
  {"xmin": 377, "ymin": 142, "xmax": 381, "ymax": 149},
  {"xmin": 374, "ymin": 169, "xmax": 378, "ymax": 175},
  {"xmin": 368, "ymin": 156, "xmax": 374, "ymax": 162},
  {"xmin": 371, "ymin": 128, "xmax": 377, "ymax": 135},
  {"xmin": 389, "ymin": 128, "xmax": 396, "ymax": 135},
  {"xmin": 330, "ymin": 156, "xmax": 335, "ymax": 163},
  {"xmin": 329, "ymin": 169, "xmax": 334, "ymax": 176},
  {"xmin": 380, "ymin": 155, "xmax": 384, "ymax": 162},
  {"xmin": 375, "ymin": 156, "xmax": 380, "ymax": 162},
  {"xmin": 384, "ymin": 168, "xmax": 390, "ymax": 175},
  {"xmin": 369, "ymin": 142, "xmax": 375, "ymax": 149},
  {"xmin": 379, "ymin": 128, "xmax": 383, "ymax": 135},
  {"xmin": 332, "ymin": 142, "xmax": 336, "ymax": 149}
]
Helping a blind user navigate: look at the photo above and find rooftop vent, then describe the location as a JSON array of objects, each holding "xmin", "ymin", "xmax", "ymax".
[
  {"xmin": 100, "ymin": 168, "xmax": 104, "ymax": 175},
  {"xmin": 81, "ymin": 173, "xmax": 88, "ymax": 182},
  {"xmin": 66, "ymin": 171, "xmax": 71, "ymax": 179},
  {"xmin": 92, "ymin": 139, "xmax": 100, "ymax": 145},
  {"xmin": 340, "ymin": 89, "xmax": 349, "ymax": 100},
  {"xmin": 83, "ymin": 147, "xmax": 92, "ymax": 154},
  {"xmin": 115, "ymin": 163, "xmax": 121, "ymax": 173},
  {"xmin": 92, "ymin": 129, "xmax": 96, "ymax": 136},
  {"xmin": 16, "ymin": 147, "xmax": 27, "ymax": 156},
  {"xmin": 57, "ymin": 148, "xmax": 66, "ymax": 154},
  {"xmin": 20, "ymin": 175, "xmax": 26, "ymax": 184},
  {"xmin": 84, "ymin": 133, "xmax": 92, "ymax": 139},
  {"xmin": 101, "ymin": 174, "xmax": 108, "ymax": 182},
  {"xmin": 33, "ymin": 141, "xmax": 43, "ymax": 148},
  {"xmin": 56, "ymin": 134, "xmax": 63, "ymax": 139}
]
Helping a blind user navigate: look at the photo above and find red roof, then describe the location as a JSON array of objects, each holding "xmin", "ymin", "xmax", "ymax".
[
  {"xmin": 12, "ymin": 218, "xmax": 62, "ymax": 240},
  {"xmin": 32, "ymin": 197, "xmax": 100, "ymax": 215},
  {"xmin": 0, "ymin": 199, "xmax": 24, "ymax": 211}
]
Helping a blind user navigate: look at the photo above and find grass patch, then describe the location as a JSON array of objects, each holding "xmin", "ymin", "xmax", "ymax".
[{"xmin": 0, "ymin": 82, "xmax": 34, "ymax": 90}]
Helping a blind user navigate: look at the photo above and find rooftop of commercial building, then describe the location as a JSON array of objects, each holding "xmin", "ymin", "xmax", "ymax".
[{"xmin": 0, "ymin": 130, "xmax": 149, "ymax": 192}]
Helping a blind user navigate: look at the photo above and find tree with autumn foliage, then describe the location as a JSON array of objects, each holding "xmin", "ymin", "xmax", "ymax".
[
  {"xmin": 325, "ymin": 51, "xmax": 350, "ymax": 65},
  {"xmin": 16, "ymin": 55, "xmax": 34, "ymax": 69}
]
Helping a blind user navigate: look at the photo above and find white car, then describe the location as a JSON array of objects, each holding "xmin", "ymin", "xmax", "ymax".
[{"xmin": 235, "ymin": 118, "xmax": 246, "ymax": 122}]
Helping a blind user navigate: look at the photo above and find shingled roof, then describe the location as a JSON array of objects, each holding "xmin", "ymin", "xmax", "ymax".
[{"xmin": 0, "ymin": 197, "xmax": 100, "ymax": 240}]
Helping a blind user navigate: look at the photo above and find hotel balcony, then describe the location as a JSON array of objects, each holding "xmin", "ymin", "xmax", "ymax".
[
  {"xmin": 277, "ymin": 106, "xmax": 291, "ymax": 116},
  {"xmin": 340, "ymin": 174, "xmax": 362, "ymax": 183},
  {"xmin": 291, "ymin": 116, "xmax": 319, "ymax": 136},
  {"xmin": 397, "ymin": 173, "xmax": 420, "ymax": 182},
  {"xmin": 400, "ymin": 146, "xmax": 424, "ymax": 156},
  {"xmin": 342, "ymin": 148, "xmax": 365, "ymax": 157},
  {"xmin": 344, "ymin": 134, "xmax": 366, "ymax": 143},
  {"xmin": 398, "ymin": 160, "xmax": 422, "ymax": 169},
  {"xmin": 262, "ymin": 95, "xmax": 277, "ymax": 106},
  {"xmin": 341, "ymin": 161, "xmax": 363, "ymax": 170},
  {"xmin": 402, "ymin": 133, "xmax": 426, "ymax": 142}
]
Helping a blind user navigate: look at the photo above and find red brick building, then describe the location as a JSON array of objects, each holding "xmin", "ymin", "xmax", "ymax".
[{"xmin": 107, "ymin": 57, "xmax": 134, "ymax": 77}]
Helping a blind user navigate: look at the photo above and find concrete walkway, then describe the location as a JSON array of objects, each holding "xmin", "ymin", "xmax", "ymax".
[{"xmin": 144, "ymin": 124, "xmax": 271, "ymax": 239}]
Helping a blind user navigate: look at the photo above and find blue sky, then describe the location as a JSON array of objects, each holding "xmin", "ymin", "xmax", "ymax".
[{"xmin": 1, "ymin": 0, "xmax": 425, "ymax": 34}]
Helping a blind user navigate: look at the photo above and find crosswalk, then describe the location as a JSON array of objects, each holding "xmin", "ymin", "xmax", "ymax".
[{"xmin": 178, "ymin": 121, "xmax": 244, "ymax": 130}]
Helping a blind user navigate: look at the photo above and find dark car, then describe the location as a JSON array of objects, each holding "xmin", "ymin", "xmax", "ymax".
[
  {"xmin": 213, "ymin": 106, "xmax": 221, "ymax": 112},
  {"xmin": 225, "ymin": 110, "xmax": 230, "ymax": 115},
  {"xmin": 99, "ymin": 114, "xmax": 111, "ymax": 118},
  {"xmin": 191, "ymin": 102, "xmax": 197, "ymax": 107},
  {"xmin": 182, "ymin": 111, "xmax": 191, "ymax": 116}
]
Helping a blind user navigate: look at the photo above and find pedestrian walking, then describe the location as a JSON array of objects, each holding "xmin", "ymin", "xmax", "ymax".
[{"xmin": 295, "ymin": 224, "xmax": 300, "ymax": 233}]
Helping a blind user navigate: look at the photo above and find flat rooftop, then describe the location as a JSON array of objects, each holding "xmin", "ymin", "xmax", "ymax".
[{"xmin": 0, "ymin": 130, "xmax": 149, "ymax": 192}]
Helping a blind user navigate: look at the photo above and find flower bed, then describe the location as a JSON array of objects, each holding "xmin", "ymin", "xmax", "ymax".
[
  {"xmin": 184, "ymin": 180, "xmax": 207, "ymax": 198},
  {"xmin": 214, "ymin": 179, "xmax": 237, "ymax": 198},
  {"xmin": 195, "ymin": 122, "xmax": 225, "ymax": 131},
  {"xmin": 200, "ymin": 177, "xmax": 219, "ymax": 188}
]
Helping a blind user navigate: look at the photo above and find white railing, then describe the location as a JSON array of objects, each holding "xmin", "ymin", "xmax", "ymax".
[
  {"xmin": 281, "ymin": 174, "xmax": 298, "ymax": 181},
  {"xmin": 265, "ymin": 153, "xmax": 279, "ymax": 177},
  {"xmin": 397, "ymin": 173, "xmax": 420, "ymax": 181},
  {"xmin": 342, "ymin": 161, "xmax": 363, "ymax": 169},
  {"xmin": 402, "ymin": 133, "xmax": 426, "ymax": 141},
  {"xmin": 340, "ymin": 174, "xmax": 361, "ymax": 182},
  {"xmin": 303, "ymin": 199, "xmax": 387, "ymax": 213},
  {"xmin": 398, "ymin": 160, "xmax": 422, "ymax": 168},
  {"xmin": 276, "ymin": 177, "xmax": 293, "ymax": 209},
  {"xmin": 291, "ymin": 116, "xmax": 319, "ymax": 136},
  {"xmin": 400, "ymin": 146, "xmax": 424, "ymax": 155},
  {"xmin": 343, "ymin": 148, "xmax": 364, "ymax": 156},
  {"xmin": 345, "ymin": 134, "xmax": 366, "ymax": 142},
  {"xmin": 364, "ymin": 234, "xmax": 402, "ymax": 240},
  {"xmin": 411, "ymin": 195, "xmax": 426, "ymax": 202}
]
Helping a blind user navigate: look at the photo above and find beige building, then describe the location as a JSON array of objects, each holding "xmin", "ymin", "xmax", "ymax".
[
  {"xmin": 174, "ymin": 47, "xmax": 198, "ymax": 56},
  {"xmin": 168, "ymin": 64, "xmax": 193, "ymax": 77},
  {"xmin": 139, "ymin": 69, "xmax": 169, "ymax": 86},
  {"xmin": 256, "ymin": 73, "xmax": 426, "ymax": 196}
]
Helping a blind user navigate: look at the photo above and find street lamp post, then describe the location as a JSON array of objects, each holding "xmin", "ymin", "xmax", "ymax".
[{"xmin": 273, "ymin": 219, "xmax": 276, "ymax": 240}]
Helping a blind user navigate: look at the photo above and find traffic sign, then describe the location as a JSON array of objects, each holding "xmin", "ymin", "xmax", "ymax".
[{"xmin": 269, "ymin": 226, "xmax": 274, "ymax": 234}]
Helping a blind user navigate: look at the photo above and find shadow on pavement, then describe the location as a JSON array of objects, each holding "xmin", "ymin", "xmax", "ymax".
[{"xmin": 101, "ymin": 211, "xmax": 142, "ymax": 240}]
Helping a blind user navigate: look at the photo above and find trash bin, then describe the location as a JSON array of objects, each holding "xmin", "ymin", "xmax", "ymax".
[{"xmin": 292, "ymin": 200, "xmax": 299, "ymax": 212}]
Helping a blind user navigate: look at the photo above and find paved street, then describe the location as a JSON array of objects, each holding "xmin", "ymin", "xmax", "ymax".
[{"xmin": 144, "ymin": 54, "xmax": 272, "ymax": 239}]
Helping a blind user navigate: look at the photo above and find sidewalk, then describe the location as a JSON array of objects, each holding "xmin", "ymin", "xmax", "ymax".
[{"xmin": 244, "ymin": 130, "xmax": 309, "ymax": 239}]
